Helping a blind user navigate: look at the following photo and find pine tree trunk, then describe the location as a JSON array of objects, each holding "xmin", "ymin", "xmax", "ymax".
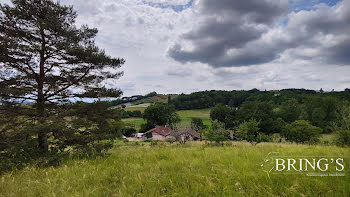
[
  {"xmin": 37, "ymin": 27, "xmax": 48, "ymax": 152},
  {"xmin": 37, "ymin": 90, "xmax": 48, "ymax": 152}
]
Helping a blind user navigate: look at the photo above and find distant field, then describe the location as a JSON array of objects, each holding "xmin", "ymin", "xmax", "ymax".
[
  {"xmin": 177, "ymin": 109, "xmax": 211, "ymax": 128},
  {"xmin": 1, "ymin": 142, "xmax": 348, "ymax": 196},
  {"xmin": 124, "ymin": 104, "xmax": 148, "ymax": 113},
  {"xmin": 130, "ymin": 94, "xmax": 173, "ymax": 105},
  {"xmin": 177, "ymin": 108, "xmax": 211, "ymax": 119},
  {"xmin": 122, "ymin": 118, "xmax": 146, "ymax": 130},
  {"xmin": 122, "ymin": 108, "xmax": 211, "ymax": 130}
]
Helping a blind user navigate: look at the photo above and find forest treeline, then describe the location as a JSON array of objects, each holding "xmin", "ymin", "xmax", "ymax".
[
  {"xmin": 168, "ymin": 88, "xmax": 350, "ymax": 135},
  {"xmin": 170, "ymin": 88, "xmax": 350, "ymax": 110}
]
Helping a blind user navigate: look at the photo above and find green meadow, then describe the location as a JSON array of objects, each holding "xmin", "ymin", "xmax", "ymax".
[
  {"xmin": 122, "ymin": 107, "xmax": 211, "ymax": 130},
  {"xmin": 176, "ymin": 108, "xmax": 211, "ymax": 128},
  {"xmin": 0, "ymin": 142, "xmax": 348, "ymax": 197}
]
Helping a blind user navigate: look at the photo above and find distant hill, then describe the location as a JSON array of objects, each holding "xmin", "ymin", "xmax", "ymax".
[
  {"xmin": 109, "ymin": 88, "xmax": 350, "ymax": 110},
  {"xmin": 108, "ymin": 92, "xmax": 178, "ymax": 107}
]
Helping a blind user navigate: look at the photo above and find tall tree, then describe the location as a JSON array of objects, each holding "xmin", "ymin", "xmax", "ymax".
[
  {"xmin": 0, "ymin": 0, "xmax": 125, "ymax": 152},
  {"xmin": 143, "ymin": 103, "xmax": 180, "ymax": 129},
  {"xmin": 210, "ymin": 104, "xmax": 236, "ymax": 128}
]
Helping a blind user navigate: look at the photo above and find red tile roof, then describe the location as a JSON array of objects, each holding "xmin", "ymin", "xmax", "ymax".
[{"xmin": 143, "ymin": 126, "xmax": 173, "ymax": 137}]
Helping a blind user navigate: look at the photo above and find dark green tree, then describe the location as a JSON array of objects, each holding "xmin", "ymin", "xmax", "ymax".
[
  {"xmin": 332, "ymin": 107, "xmax": 350, "ymax": 146},
  {"xmin": 0, "ymin": 101, "xmax": 124, "ymax": 172},
  {"xmin": 311, "ymin": 107, "xmax": 326, "ymax": 128},
  {"xmin": 236, "ymin": 102, "xmax": 276, "ymax": 134},
  {"xmin": 57, "ymin": 101, "xmax": 124, "ymax": 155},
  {"xmin": 190, "ymin": 117, "xmax": 206, "ymax": 131},
  {"xmin": 282, "ymin": 120, "xmax": 321, "ymax": 143},
  {"xmin": 143, "ymin": 103, "xmax": 180, "ymax": 129},
  {"xmin": 210, "ymin": 104, "xmax": 236, "ymax": 128},
  {"xmin": 0, "ymin": 0, "xmax": 124, "ymax": 152},
  {"xmin": 122, "ymin": 127, "xmax": 137, "ymax": 137},
  {"xmin": 280, "ymin": 99, "xmax": 300, "ymax": 123},
  {"xmin": 235, "ymin": 119, "xmax": 271, "ymax": 144}
]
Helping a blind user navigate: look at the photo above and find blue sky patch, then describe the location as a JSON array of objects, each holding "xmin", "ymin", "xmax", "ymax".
[
  {"xmin": 289, "ymin": 0, "xmax": 341, "ymax": 12},
  {"xmin": 142, "ymin": 0, "xmax": 194, "ymax": 12}
]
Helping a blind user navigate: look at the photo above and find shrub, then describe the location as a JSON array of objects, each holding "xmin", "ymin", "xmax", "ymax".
[
  {"xmin": 202, "ymin": 121, "xmax": 228, "ymax": 144},
  {"xmin": 122, "ymin": 127, "xmax": 137, "ymax": 137},
  {"xmin": 256, "ymin": 133, "xmax": 271, "ymax": 143},
  {"xmin": 191, "ymin": 118, "xmax": 206, "ymax": 131},
  {"xmin": 282, "ymin": 120, "xmax": 321, "ymax": 143},
  {"xmin": 236, "ymin": 119, "xmax": 271, "ymax": 144},
  {"xmin": 236, "ymin": 119, "xmax": 260, "ymax": 142},
  {"xmin": 335, "ymin": 130, "xmax": 350, "ymax": 146},
  {"xmin": 0, "ymin": 139, "xmax": 67, "ymax": 174},
  {"xmin": 332, "ymin": 107, "xmax": 350, "ymax": 147}
]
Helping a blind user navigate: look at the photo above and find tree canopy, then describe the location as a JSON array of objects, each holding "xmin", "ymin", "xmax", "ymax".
[
  {"xmin": 142, "ymin": 103, "xmax": 180, "ymax": 130},
  {"xmin": 0, "ymin": 0, "xmax": 124, "ymax": 152}
]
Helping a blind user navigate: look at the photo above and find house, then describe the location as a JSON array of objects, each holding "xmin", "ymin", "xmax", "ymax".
[
  {"xmin": 142, "ymin": 126, "xmax": 173, "ymax": 141},
  {"xmin": 142, "ymin": 126, "xmax": 201, "ymax": 142},
  {"xmin": 173, "ymin": 128, "xmax": 201, "ymax": 143}
]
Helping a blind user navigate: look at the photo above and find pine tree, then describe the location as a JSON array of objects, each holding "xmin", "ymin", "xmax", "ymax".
[{"xmin": 0, "ymin": 0, "xmax": 125, "ymax": 152}]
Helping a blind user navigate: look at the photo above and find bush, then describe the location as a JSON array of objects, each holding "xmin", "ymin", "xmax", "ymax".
[
  {"xmin": 236, "ymin": 119, "xmax": 260, "ymax": 142},
  {"xmin": 191, "ymin": 117, "xmax": 206, "ymax": 131},
  {"xmin": 235, "ymin": 119, "xmax": 271, "ymax": 144},
  {"xmin": 335, "ymin": 130, "xmax": 350, "ymax": 146},
  {"xmin": 202, "ymin": 121, "xmax": 228, "ymax": 144},
  {"xmin": 256, "ymin": 133, "xmax": 271, "ymax": 143},
  {"xmin": 0, "ymin": 139, "xmax": 67, "ymax": 174},
  {"xmin": 282, "ymin": 120, "xmax": 321, "ymax": 143},
  {"xmin": 333, "ymin": 107, "xmax": 350, "ymax": 147},
  {"xmin": 73, "ymin": 141, "xmax": 114, "ymax": 158},
  {"xmin": 122, "ymin": 127, "xmax": 137, "ymax": 137}
]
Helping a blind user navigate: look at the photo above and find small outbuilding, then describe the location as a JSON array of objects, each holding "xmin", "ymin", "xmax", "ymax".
[{"xmin": 142, "ymin": 126, "xmax": 173, "ymax": 141}]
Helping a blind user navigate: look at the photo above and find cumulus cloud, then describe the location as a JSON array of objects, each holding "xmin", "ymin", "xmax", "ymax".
[
  {"xmin": 168, "ymin": 0, "xmax": 350, "ymax": 67},
  {"xmin": 4, "ymin": 0, "xmax": 350, "ymax": 95},
  {"xmin": 282, "ymin": 1, "xmax": 350, "ymax": 65},
  {"xmin": 168, "ymin": 0, "xmax": 289, "ymax": 67},
  {"xmin": 64, "ymin": 0, "xmax": 350, "ymax": 94}
]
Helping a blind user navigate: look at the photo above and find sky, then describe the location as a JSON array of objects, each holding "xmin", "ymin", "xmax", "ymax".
[{"xmin": 2, "ymin": 0, "xmax": 350, "ymax": 96}]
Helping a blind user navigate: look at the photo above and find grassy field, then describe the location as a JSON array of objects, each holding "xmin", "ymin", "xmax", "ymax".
[
  {"xmin": 176, "ymin": 109, "xmax": 211, "ymax": 128},
  {"xmin": 122, "ymin": 118, "xmax": 146, "ymax": 130},
  {"xmin": 122, "ymin": 108, "xmax": 211, "ymax": 130},
  {"xmin": 0, "ymin": 142, "xmax": 349, "ymax": 196},
  {"xmin": 124, "ymin": 104, "xmax": 149, "ymax": 113}
]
